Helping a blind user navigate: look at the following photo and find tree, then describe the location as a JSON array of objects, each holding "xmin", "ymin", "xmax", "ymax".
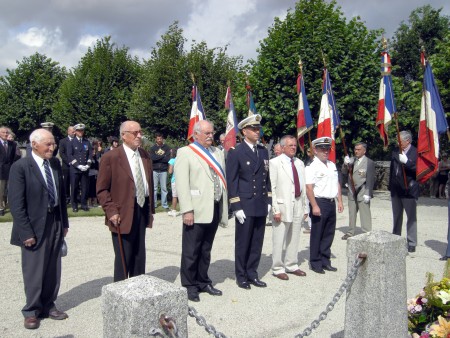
[
  {"xmin": 0, "ymin": 53, "xmax": 67, "ymax": 140},
  {"xmin": 53, "ymin": 37, "xmax": 141, "ymax": 140},
  {"xmin": 250, "ymin": 0, "xmax": 382, "ymax": 158}
]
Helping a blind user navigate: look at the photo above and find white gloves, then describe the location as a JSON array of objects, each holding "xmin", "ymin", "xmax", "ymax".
[
  {"xmin": 399, "ymin": 153, "xmax": 408, "ymax": 164},
  {"xmin": 235, "ymin": 210, "xmax": 246, "ymax": 224},
  {"xmin": 77, "ymin": 165, "xmax": 84, "ymax": 171},
  {"xmin": 344, "ymin": 155, "xmax": 354, "ymax": 165},
  {"xmin": 77, "ymin": 165, "xmax": 89, "ymax": 171},
  {"xmin": 268, "ymin": 204, "xmax": 272, "ymax": 214},
  {"xmin": 363, "ymin": 195, "xmax": 370, "ymax": 204}
]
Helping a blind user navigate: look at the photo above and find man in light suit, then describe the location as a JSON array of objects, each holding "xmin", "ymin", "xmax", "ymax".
[
  {"xmin": 270, "ymin": 135, "xmax": 309, "ymax": 280},
  {"xmin": 9, "ymin": 128, "xmax": 69, "ymax": 330},
  {"xmin": 97, "ymin": 121, "xmax": 155, "ymax": 282},
  {"xmin": 341, "ymin": 142, "xmax": 375, "ymax": 240},
  {"xmin": 175, "ymin": 120, "xmax": 228, "ymax": 302}
]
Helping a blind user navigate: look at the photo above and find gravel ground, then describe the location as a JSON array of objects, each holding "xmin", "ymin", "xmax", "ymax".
[{"xmin": 0, "ymin": 191, "xmax": 447, "ymax": 338}]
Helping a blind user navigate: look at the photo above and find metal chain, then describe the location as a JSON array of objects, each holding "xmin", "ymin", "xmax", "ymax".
[
  {"xmin": 188, "ymin": 306, "xmax": 228, "ymax": 338},
  {"xmin": 294, "ymin": 253, "xmax": 367, "ymax": 338}
]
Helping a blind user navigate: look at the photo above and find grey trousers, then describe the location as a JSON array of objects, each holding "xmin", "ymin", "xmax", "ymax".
[
  {"xmin": 347, "ymin": 198, "xmax": 372, "ymax": 236},
  {"xmin": 391, "ymin": 196, "xmax": 417, "ymax": 247}
]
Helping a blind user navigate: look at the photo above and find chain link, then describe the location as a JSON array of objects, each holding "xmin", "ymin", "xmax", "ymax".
[
  {"xmin": 294, "ymin": 253, "xmax": 367, "ymax": 338},
  {"xmin": 188, "ymin": 306, "xmax": 227, "ymax": 338}
]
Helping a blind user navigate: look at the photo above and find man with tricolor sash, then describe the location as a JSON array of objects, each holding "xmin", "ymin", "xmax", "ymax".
[{"xmin": 175, "ymin": 120, "xmax": 228, "ymax": 302}]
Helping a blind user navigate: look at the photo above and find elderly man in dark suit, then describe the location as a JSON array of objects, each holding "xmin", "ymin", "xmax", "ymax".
[
  {"xmin": 97, "ymin": 120, "xmax": 155, "ymax": 282},
  {"xmin": 9, "ymin": 128, "xmax": 69, "ymax": 330},
  {"xmin": 58, "ymin": 126, "xmax": 75, "ymax": 204},
  {"xmin": 389, "ymin": 130, "xmax": 419, "ymax": 253},
  {"xmin": 0, "ymin": 126, "xmax": 20, "ymax": 216}
]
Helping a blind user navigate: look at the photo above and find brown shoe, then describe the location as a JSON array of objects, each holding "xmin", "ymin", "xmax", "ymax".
[
  {"xmin": 273, "ymin": 273, "xmax": 289, "ymax": 280},
  {"xmin": 24, "ymin": 316, "xmax": 40, "ymax": 329},
  {"xmin": 342, "ymin": 234, "xmax": 352, "ymax": 240},
  {"xmin": 48, "ymin": 309, "xmax": 68, "ymax": 320},
  {"xmin": 287, "ymin": 269, "xmax": 307, "ymax": 277}
]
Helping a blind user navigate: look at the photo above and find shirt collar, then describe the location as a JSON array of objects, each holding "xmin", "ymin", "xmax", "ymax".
[{"xmin": 31, "ymin": 151, "xmax": 45, "ymax": 167}]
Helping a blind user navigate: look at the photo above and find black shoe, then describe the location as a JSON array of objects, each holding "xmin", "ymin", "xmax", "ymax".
[
  {"xmin": 81, "ymin": 206, "xmax": 89, "ymax": 211},
  {"xmin": 408, "ymin": 246, "xmax": 416, "ymax": 253},
  {"xmin": 440, "ymin": 256, "xmax": 449, "ymax": 261},
  {"xmin": 310, "ymin": 266, "xmax": 325, "ymax": 274},
  {"xmin": 323, "ymin": 264, "xmax": 337, "ymax": 272},
  {"xmin": 0, "ymin": 210, "xmax": 4, "ymax": 216},
  {"xmin": 72, "ymin": 208, "xmax": 78, "ymax": 212},
  {"xmin": 202, "ymin": 285, "xmax": 222, "ymax": 296},
  {"xmin": 237, "ymin": 281, "xmax": 251, "ymax": 289},
  {"xmin": 188, "ymin": 293, "xmax": 200, "ymax": 302},
  {"xmin": 248, "ymin": 278, "xmax": 267, "ymax": 288},
  {"xmin": 342, "ymin": 234, "xmax": 352, "ymax": 240}
]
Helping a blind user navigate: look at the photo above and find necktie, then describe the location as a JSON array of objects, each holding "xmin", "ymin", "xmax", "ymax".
[
  {"xmin": 253, "ymin": 145, "xmax": 258, "ymax": 158},
  {"xmin": 134, "ymin": 153, "xmax": 145, "ymax": 207},
  {"xmin": 43, "ymin": 160, "xmax": 56, "ymax": 207},
  {"xmin": 291, "ymin": 158, "xmax": 301, "ymax": 198},
  {"xmin": 3, "ymin": 141, "xmax": 7, "ymax": 151}
]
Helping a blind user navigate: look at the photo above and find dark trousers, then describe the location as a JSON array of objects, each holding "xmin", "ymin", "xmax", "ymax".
[
  {"xmin": 392, "ymin": 196, "xmax": 417, "ymax": 247},
  {"xmin": 62, "ymin": 166, "xmax": 70, "ymax": 200},
  {"xmin": 309, "ymin": 199, "xmax": 336, "ymax": 269},
  {"xmin": 111, "ymin": 199, "xmax": 148, "ymax": 282},
  {"xmin": 180, "ymin": 203, "xmax": 219, "ymax": 295},
  {"xmin": 235, "ymin": 215, "xmax": 266, "ymax": 283},
  {"xmin": 21, "ymin": 211, "xmax": 63, "ymax": 318},
  {"xmin": 70, "ymin": 171, "xmax": 89, "ymax": 209}
]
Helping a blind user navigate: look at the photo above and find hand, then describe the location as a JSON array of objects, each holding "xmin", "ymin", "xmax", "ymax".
[
  {"xmin": 77, "ymin": 165, "xmax": 83, "ymax": 171},
  {"xmin": 64, "ymin": 228, "xmax": 69, "ymax": 237},
  {"xmin": 312, "ymin": 205, "xmax": 321, "ymax": 216},
  {"xmin": 273, "ymin": 213, "xmax": 281, "ymax": 223},
  {"xmin": 183, "ymin": 211, "xmax": 194, "ymax": 226},
  {"xmin": 235, "ymin": 210, "xmax": 246, "ymax": 224},
  {"xmin": 109, "ymin": 214, "xmax": 121, "ymax": 227},
  {"xmin": 303, "ymin": 214, "xmax": 308, "ymax": 221},
  {"xmin": 338, "ymin": 201, "xmax": 344, "ymax": 213},
  {"xmin": 399, "ymin": 153, "xmax": 408, "ymax": 164},
  {"xmin": 23, "ymin": 237, "xmax": 36, "ymax": 247},
  {"xmin": 344, "ymin": 155, "xmax": 354, "ymax": 165},
  {"xmin": 267, "ymin": 204, "xmax": 272, "ymax": 214},
  {"xmin": 363, "ymin": 195, "xmax": 370, "ymax": 204}
]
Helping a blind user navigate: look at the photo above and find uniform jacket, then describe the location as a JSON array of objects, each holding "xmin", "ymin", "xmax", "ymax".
[
  {"xmin": 226, "ymin": 143, "xmax": 272, "ymax": 217},
  {"xmin": 68, "ymin": 137, "xmax": 93, "ymax": 171},
  {"xmin": 342, "ymin": 156, "xmax": 375, "ymax": 201},
  {"xmin": 174, "ymin": 145, "xmax": 228, "ymax": 226},
  {"xmin": 9, "ymin": 156, "xmax": 69, "ymax": 247},
  {"xmin": 0, "ymin": 139, "xmax": 20, "ymax": 180},
  {"xmin": 388, "ymin": 145, "xmax": 419, "ymax": 199},
  {"xmin": 58, "ymin": 136, "xmax": 72, "ymax": 169},
  {"xmin": 270, "ymin": 155, "xmax": 309, "ymax": 222},
  {"xmin": 96, "ymin": 145, "xmax": 155, "ymax": 234}
]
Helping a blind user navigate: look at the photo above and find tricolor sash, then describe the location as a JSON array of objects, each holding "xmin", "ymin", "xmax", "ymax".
[{"xmin": 189, "ymin": 142, "xmax": 227, "ymax": 189}]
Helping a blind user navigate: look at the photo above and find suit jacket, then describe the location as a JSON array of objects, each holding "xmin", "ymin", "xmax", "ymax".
[
  {"xmin": 9, "ymin": 156, "xmax": 69, "ymax": 247},
  {"xmin": 270, "ymin": 155, "xmax": 309, "ymax": 223},
  {"xmin": 342, "ymin": 156, "xmax": 375, "ymax": 201},
  {"xmin": 58, "ymin": 136, "xmax": 72, "ymax": 169},
  {"xmin": 226, "ymin": 143, "xmax": 272, "ymax": 217},
  {"xmin": 96, "ymin": 145, "xmax": 155, "ymax": 234},
  {"xmin": 68, "ymin": 137, "xmax": 93, "ymax": 172},
  {"xmin": 0, "ymin": 139, "xmax": 20, "ymax": 180},
  {"xmin": 388, "ymin": 145, "xmax": 418, "ymax": 199},
  {"xmin": 174, "ymin": 145, "xmax": 228, "ymax": 227}
]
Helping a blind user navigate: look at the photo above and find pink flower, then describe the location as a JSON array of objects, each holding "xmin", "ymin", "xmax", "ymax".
[{"xmin": 415, "ymin": 305, "xmax": 423, "ymax": 312}]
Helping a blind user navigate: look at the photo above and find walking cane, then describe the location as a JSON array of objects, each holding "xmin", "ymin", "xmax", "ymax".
[{"xmin": 116, "ymin": 224, "xmax": 128, "ymax": 279}]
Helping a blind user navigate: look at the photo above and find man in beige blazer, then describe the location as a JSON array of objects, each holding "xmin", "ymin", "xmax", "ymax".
[
  {"xmin": 270, "ymin": 135, "xmax": 309, "ymax": 280},
  {"xmin": 175, "ymin": 120, "xmax": 228, "ymax": 302}
]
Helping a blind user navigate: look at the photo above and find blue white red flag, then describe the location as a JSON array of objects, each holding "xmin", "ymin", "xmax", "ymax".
[
  {"xmin": 187, "ymin": 86, "xmax": 206, "ymax": 142},
  {"xmin": 376, "ymin": 50, "xmax": 395, "ymax": 148},
  {"xmin": 224, "ymin": 86, "xmax": 238, "ymax": 151},
  {"xmin": 246, "ymin": 84, "xmax": 264, "ymax": 138},
  {"xmin": 296, "ymin": 73, "xmax": 313, "ymax": 153},
  {"xmin": 317, "ymin": 68, "xmax": 340, "ymax": 162},
  {"xmin": 416, "ymin": 52, "xmax": 449, "ymax": 183}
]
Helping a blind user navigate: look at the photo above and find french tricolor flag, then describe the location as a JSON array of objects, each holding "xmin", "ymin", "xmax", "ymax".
[
  {"xmin": 296, "ymin": 73, "xmax": 313, "ymax": 153},
  {"xmin": 224, "ymin": 86, "xmax": 238, "ymax": 151},
  {"xmin": 416, "ymin": 52, "xmax": 448, "ymax": 183},
  {"xmin": 376, "ymin": 50, "xmax": 395, "ymax": 148},
  {"xmin": 187, "ymin": 86, "xmax": 206, "ymax": 143},
  {"xmin": 317, "ymin": 68, "xmax": 340, "ymax": 162}
]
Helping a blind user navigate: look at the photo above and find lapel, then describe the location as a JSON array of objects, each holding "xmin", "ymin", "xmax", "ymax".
[
  {"xmin": 138, "ymin": 148, "xmax": 151, "ymax": 184},
  {"xmin": 50, "ymin": 159, "xmax": 60, "ymax": 193},
  {"xmin": 280, "ymin": 157, "xmax": 294, "ymax": 183},
  {"xmin": 242, "ymin": 143, "xmax": 262, "ymax": 172},
  {"xmin": 193, "ymin": 149, "xmax": 213, "ymax": 181},
  {"xmin": 28, "ymin": 157, "xmax": 47, "ymax": 189},
  {"xmin": 118, "ymin": 146, "xmax": 134, "ymax": 182}
]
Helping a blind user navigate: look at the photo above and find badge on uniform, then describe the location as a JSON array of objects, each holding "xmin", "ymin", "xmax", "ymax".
[
  {"xmin": 83, "ymin": 144, "xmax": 88, "ymax": 150},
  {"xmin": 358, "ymin": 169, "xmax": 366, "ymax": 177},
  {"xmin": 246, "ymin": 161, "xmax": 250, "ymax": 165},
  {"xmin": 264, "ymin": 160, "xmax": 269, "ymax": 171}
]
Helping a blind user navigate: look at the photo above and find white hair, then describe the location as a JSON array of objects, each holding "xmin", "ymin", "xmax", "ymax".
[{"xmin": 29, "ymin": 128, "xmax": 53, "ymax": 143}]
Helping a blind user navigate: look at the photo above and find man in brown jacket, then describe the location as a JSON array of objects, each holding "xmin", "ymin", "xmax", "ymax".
[{"xmin": 97, "ymin": 121, "xmax": 154, "ymax": 281}]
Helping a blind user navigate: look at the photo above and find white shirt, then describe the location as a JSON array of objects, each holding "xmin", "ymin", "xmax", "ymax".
[
  {"xmin": 31, "ymin": 151, "xmax": 58, "ymax": 206},
  {"xmin": 123, "ymin": 145, "xmax": 149, "ymax": 197},
  {"xmin": 305, "ymin": 157, "xmax": 339, "ymax": 199}
]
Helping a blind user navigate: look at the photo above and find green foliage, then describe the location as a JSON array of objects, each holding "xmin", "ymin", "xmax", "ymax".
[
  {"xmin": 52, "ymin": 36, "xmax": 141, "ymax": 140},
  {"xmin": 0, "ymin": 53, "xmax": 67, "ymax": 140}
]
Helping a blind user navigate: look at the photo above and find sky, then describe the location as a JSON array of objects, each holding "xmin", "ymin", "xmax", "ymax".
[{"xmin": 0, "ymin": 0, "xmax": 448, "ymax": 74}]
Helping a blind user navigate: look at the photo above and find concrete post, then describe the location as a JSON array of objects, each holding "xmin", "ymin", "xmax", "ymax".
[
  {"xmin": 345, "ymin": 230, "xmax": 408, "ymax": 338},
  {"xmin": 102, "ymin": 275, "xmax": 188, "ymax": 338}
]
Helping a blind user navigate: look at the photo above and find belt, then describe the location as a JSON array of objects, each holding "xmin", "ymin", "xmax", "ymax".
[{"xmin": 316, "ymin": 197, "xmax": 335, "ymax": 202}]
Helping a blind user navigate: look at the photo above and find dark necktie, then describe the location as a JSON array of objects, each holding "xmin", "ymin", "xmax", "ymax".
[
  {"xmin": 3, "ymin": 141, "xmax": 7, "ymax": 151},
  {"xmin": 43, "ymin": 160, "xmax": 56, "ymax": 207},
  {"xmin": 291, "ymin": 158, "xmax": 301, "ymax": 198},
  {"xmin": 253, "ymin": 145, "xmax": 258, "ymax": 158}
]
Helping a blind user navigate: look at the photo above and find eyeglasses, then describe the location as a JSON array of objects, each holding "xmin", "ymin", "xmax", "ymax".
[{"xmin": 123, "ymin": 130, "xmax": 143, "ymax": 138}]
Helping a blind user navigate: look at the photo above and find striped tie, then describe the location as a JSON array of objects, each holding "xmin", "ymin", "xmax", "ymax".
[
  {"xmin": 44, "ymin": 160, "xmax": 56, "ymax": 207},
  {"xmin": 134, "ymin": 153, "xmax": 145, "ymax": 207}
]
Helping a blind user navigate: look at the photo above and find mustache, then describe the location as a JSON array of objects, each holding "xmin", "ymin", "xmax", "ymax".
[{"xmin": 206, "ymin": 137, "xmax": 213, "ymax": 141}]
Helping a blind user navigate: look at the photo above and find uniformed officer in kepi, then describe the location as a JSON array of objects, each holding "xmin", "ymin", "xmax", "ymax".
[
  {"xmin": 305, "ymin": 137, "xmax": 344, "ymax": 274},
  {"xmin": 226, "ymin": 114, "xmax": 272, "ymax": 290},
  {"xmin": 68, "ymin": 123, "xmax": 93, "ymax": 212}
]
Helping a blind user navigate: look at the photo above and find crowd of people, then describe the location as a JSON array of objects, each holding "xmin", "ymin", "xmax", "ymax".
[{"xmin": 0, "ymin": 118, "xmax": 448, "ymax": 330}]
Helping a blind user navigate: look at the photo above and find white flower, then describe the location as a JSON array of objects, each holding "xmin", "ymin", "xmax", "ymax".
[
  {"xmin": 421, "ymin": 298, "xmax": 428, "ymax": 304},
  {"xmin": 438, "ymin": 290, "xmax": 450, "ymax": 304},
  {"xmin": 414, "ymin": 305, "xmax": 422, "ymax": 312},
  {"xmin": 419, "ymin": 290, "xmax": 426, "ymax": 297}
]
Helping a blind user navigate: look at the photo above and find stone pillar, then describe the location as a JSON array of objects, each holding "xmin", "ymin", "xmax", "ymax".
[
  {"xmin": 344, "ymin": 230, "xmax": 408, "ymax": 338},
  {"xmin": 102, "ymin": 275, "xmax": 188, "ymax": 338}
]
